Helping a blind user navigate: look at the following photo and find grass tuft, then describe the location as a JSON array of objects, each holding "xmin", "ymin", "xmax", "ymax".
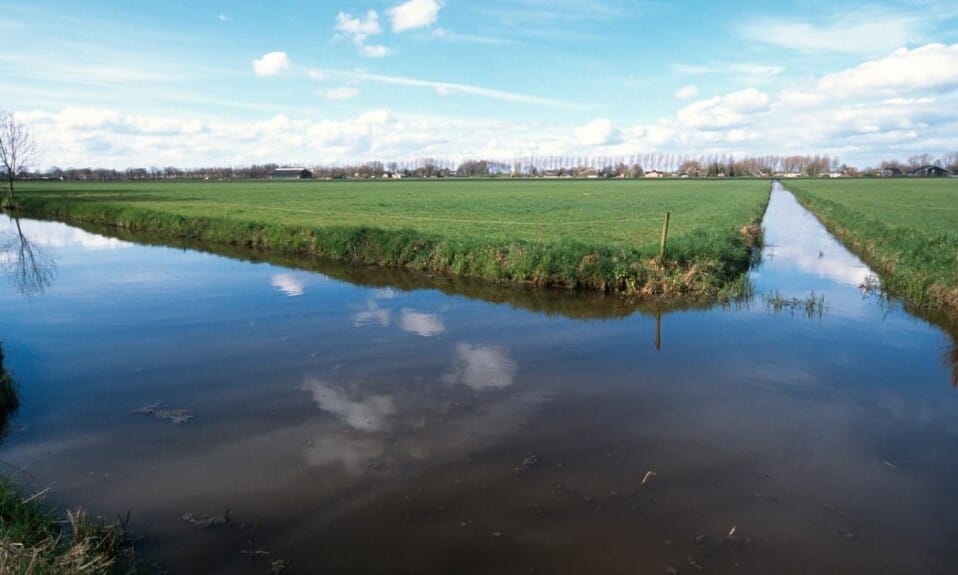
[{"xmin": 0, "ymin": 477, "xmax": 142, "ymax": 574}]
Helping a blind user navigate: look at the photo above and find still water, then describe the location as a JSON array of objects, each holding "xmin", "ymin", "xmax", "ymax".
[{"xmin": 1, "ymin": 184, "xmax": 956, "ymax": 574}]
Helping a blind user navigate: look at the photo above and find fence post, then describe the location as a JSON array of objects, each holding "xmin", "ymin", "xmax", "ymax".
[{"xmin": 659, "ymin": 211, "xmax": 670, "ymax": 261}]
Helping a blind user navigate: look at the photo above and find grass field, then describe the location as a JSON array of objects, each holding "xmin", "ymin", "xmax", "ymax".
[
  {"xmin": 783, "ymin": 178, "xmax": 958, "ymax": 321},
  {"xmin": 9, "ymin": 179, "xmax": 771, "ymax": 300}
]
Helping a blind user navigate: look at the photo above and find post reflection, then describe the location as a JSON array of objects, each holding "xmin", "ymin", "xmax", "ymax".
[
  {"xmin": 0, "ymin": 215, "xmax": 56, "ymax": 296},
  {"xmin": 947, "ymin": 339, "xmax": 958, "ymax": 388}
]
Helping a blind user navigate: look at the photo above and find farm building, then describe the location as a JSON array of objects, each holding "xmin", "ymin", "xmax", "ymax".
[
  {"xmin": 907, "ymin": 165, "xmax": 952, "ymax": 177},
  {"xmin": 270, "ymin": 167, "xmax": 313, "ymax": 179}
]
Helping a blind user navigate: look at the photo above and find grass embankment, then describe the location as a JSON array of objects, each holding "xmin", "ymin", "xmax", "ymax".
[
  {"xmin": 12, "ymin": 179, "xmax": 770, "ymax": 301},
  {"xmin": 784, "ymin": 179, "xmax": 958, "ymax": 322}
]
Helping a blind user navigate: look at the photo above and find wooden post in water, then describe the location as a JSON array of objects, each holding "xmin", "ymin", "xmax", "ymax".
[
  {"xmin": 654, "ymin": 312, "xmax": 662, "ymax": 350},
  {"xmin": 659, "ymin": 211, "xmax": 671, "ymax": 261}
]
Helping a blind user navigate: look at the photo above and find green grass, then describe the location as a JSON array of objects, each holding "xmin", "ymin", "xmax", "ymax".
[
  {"xmin": 10, "ymin": 179, "xmax": 770, "ymax": 301},
  {"xmin": 0, "ymin": 477, "xmax": 140, "ymax": 574},
  {"xmin": 783, "ymin": 179, "xmax": 958, "ymax": 321}
]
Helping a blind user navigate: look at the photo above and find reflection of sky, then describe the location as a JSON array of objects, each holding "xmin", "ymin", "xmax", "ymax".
[
  {"xmin": 399, "ymin": 309, "xmax": 445, "ymax": 337},
  {"xmin": 353, "ymin": 300, "xmax": 391, "ymax": 327},
  {"xmin": 443, "ymin": 343, "xmax": 517, "ymax": 390},
  {"xmin": 271, "ymin": 273, "xmax": 305, "ymax": 297},
  {"xmin": 756, "ymin": 185, "xmax": 874, "ymax": 289},
  {"xmin": 303, "ymin": 377, "xmax": 396, "ymax": 432},
  {"xmin": 0, "ymin": 216, "xmax": 132, "ymax": 250}
]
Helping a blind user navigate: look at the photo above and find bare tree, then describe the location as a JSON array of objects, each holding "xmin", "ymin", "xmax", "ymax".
[{"xmin": 0, "ymin": 112, "xmax": 38, "ymax": 200}]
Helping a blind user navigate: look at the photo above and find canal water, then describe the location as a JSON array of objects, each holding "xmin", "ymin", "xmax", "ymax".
[{"xmin": 1, "ymin": 183, "xmax": 956, "ymax": 574}]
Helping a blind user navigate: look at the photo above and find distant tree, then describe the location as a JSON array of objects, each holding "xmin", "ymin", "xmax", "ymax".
[
  {"xmin": 940, "ymin": 152, "xmax": 958, "ymax": 173},
  {"xmin": 907, "ymin": 154, "xmax": 932, "ymax": 170},
  {"xmin": 0, "ymin": 111, "xmax": 38, "ymax": 200}
]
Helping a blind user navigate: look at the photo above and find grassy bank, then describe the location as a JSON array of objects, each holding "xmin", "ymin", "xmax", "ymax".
[
  {"xmin": 0, "ymin": 477, "xmax": 141, "ymax": 574},
  {"xmin": 10, "ymin": 179, "xmax": 770, "ymax": 302},
  {"xmin": 783, "ymin": 179, "xmax": 958, "ymax": 322}
]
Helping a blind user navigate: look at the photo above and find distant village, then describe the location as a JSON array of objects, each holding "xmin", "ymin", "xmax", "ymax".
[{"xmin": 29, "ymin": 152, "xmax": 957, "ymax": 181}]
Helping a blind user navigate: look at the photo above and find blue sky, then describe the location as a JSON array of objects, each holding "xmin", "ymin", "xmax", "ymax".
[{"xmin": 3, "ymin": 0, "xmax": 958, "ymax": 168}]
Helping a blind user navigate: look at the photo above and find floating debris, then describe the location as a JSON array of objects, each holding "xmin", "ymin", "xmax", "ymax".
[
  {"xmin": 883, "ymin": 460, "xmax": 896, "ymax": 469},
  {"xmin": 270, "ymin": 559, "xmax": 290, "ymax": 574},
  {"xmin": 641, "ymin": 470, "xmax": 657, "ymax": 486},
  {"xmin": 132, "ymin": 402, "xmax": 193, "ymax": 424},
  {"xmin": 838, "ymin": 528, "xmax": 857, "ymax": 542},
  {"xmin": 514, "ymin": 451, "xmax": 540, "ymax": 472},
  {"xmin": 241, "ymin": 548, "xmax": 271, "ymax": 558},
  {"xmin": 181, "ymin": 508, "xmax": 230, "ymax": 528}
]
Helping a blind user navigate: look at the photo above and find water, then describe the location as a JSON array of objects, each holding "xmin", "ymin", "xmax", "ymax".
[{"xmin": 1, "ymin": 183, "xmax": 956, "ymax": 574}]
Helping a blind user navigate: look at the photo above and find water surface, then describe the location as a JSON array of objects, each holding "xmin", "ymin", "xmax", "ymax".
[{"xmin": 1, "ymin": 183, "xmax": 956, "ymax": 574}]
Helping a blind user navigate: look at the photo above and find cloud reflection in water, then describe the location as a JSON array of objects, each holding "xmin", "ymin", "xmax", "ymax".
[
  {"xmin": 271, "ymin": 273, "xmax": 305, "ymax": 297},
  {"xmin": 302, "ymin": 378, "xmax": 396, "ymax": 432},
  {"xmin": 443, "ymin": 343, "xmax": 517, "ymax": 390},
  {"xmin": 399, "ymin": 308, "xmax": 445, "ymax": 337}
]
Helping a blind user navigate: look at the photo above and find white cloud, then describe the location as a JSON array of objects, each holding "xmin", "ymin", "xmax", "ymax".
[
  {"xmin": 738, "ymin": 13, "xmax": 924, "ymax": 55},
  {"xmin": 317, "ymin": 86, "xmax": 360, "ymax": 101},
  {"xmin": 335, "ymin": 10, "xmax": 392, "ymax": 58},
  {"xmin": 360, "ymin": 44, "xmax": 393, "ymax": 58},
  {"xmin": 218, "ymin": 13, "xmax": 230, "ymax": 22},
  {"xmin": 673, "ymin": 62, "xmax": 783, "ymax": 77},
  {"xmin": 675, "ymin": 85, "xmax": 699, "ymax": 100},
  {"xmin": 335, "ymin": 10, "xmax": 381, "ymax": 37},
  {"xmin": 399, "ymin": 309, "xmax": 445, "ymax": 337},
  {"xmin": 389, "ymin": 0, "xmax": 443, "ymax": 32},
  {"xmin": 818, "ymin": 43, "xmax": 958, "ymax": 96},
  {"xmin": 677, "ymin": 88, "xmax": 769, "ymax": 130},
  {"xmin": 443, "ymin": 343, "xmax": 517, "ymax": 391},
  {"xmin": 778, "ymin": 90, "xmax": 827, "ymax": 108},
  {"xmin": 574, "ymin": 118, "xmax": 622, "ymax": 146},
  {"xmin": 325, "ymin": 69, "xmax": 589, "ymax": 109},
  {"xmin": 252, "ymin": 51, "xmax": 290, "ymax": 77}
]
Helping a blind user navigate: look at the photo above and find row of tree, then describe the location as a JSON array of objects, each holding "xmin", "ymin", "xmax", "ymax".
[{"xmin": 28, "ymin": 154, "xmax": 852, "ymax": 181}]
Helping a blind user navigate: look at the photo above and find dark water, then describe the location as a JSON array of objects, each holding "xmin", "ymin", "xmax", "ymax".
[{"xmin": 1, "ymin": 184, "xmax": 956, "ymax": 574}]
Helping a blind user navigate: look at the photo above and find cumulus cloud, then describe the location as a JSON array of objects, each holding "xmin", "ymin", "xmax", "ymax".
[
  {"xmin": 335, "ymin": 10, "xmax": 392, "ymax": 57},
  {"xmin": 335, "ymin": 10, "xmax": 381, "ymax": 36},
  {"xmin": 574, "ymin": 118, "xmax": 622, "ymax": 146},
  {"xmin": 675, "ymin": 85, "xmax": 699, "ymax": 100},
  {"xmin": 252, "ymin": 51, "xmax": 290, "ymax": 76},
  {"xmin": 389, "ymin": 0, "xmax": 443, "ymax": 32},
  {"xmin": 677, "ymin": 88, "xmax": 770, "ymax": 130},
  {"xmin": 818, "ymin": 43, "xmax": 958, "ymax": 96}
]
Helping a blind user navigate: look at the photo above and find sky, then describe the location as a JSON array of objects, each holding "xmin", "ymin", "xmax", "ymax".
[{"xmin": 2, "ymin": 0, "xmax": 958, "ymax": 169}]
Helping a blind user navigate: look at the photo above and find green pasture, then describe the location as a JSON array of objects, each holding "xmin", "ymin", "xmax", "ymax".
[
  {"xmin": 15, "ymin": 179, "xmax": 768, "ymax": 248},
  {"xmin": 10, "ymin": 179, "xmax": 771, "ymax": 299}
]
